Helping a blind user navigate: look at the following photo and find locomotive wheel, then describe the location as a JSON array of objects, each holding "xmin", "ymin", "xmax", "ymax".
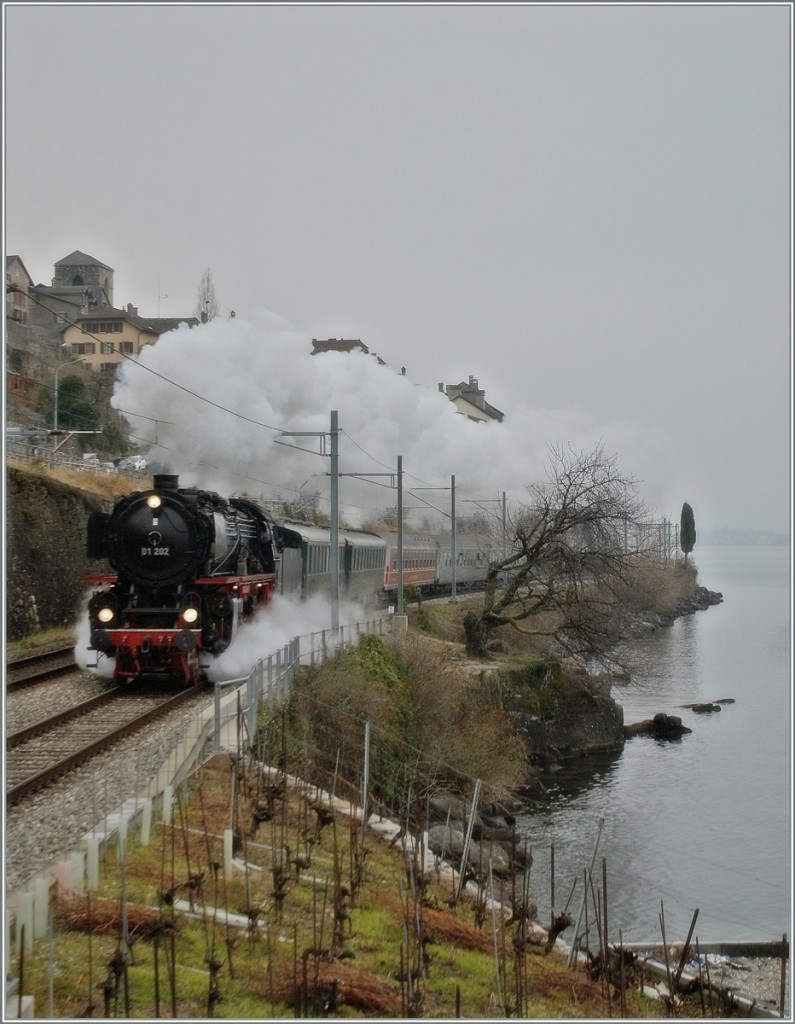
[{"xmin": 179, "ymin": 649, "xmax": 203, "ymax": 687}]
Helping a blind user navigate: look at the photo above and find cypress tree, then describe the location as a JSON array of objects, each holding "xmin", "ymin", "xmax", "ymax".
[{"xmin": 680, "ymin": 502, "xmax": 696, "ymax": 562}]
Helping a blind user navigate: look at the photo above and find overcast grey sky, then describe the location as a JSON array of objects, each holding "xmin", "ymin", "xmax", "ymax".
[{"xmin": 4, "ymin": 3, "xmax": 792, "ymax": 536}]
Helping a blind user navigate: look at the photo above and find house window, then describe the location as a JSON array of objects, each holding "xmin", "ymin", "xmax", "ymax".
[
  {"xmin": 82, "ymin": 321, "xmax": 123, "ymax": 334},
  {"xmin": 101, "ymin": 342, "xmax": 114, "ymax": 354},
  {"xmin": 71, "ymin": 342, "xmax": 95, "ymax": 355},
  {"xmin": 119, "ymin": 341, "xmax": 133, "ymax": 354}
]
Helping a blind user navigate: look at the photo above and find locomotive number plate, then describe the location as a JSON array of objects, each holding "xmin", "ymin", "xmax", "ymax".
[{"xmin": 140, "ymin": 546, "xmax": 171, "ymax": 556}]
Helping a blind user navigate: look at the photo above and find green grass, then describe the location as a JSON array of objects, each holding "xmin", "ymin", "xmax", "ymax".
[{"xmin": 6, "ymin": 626, "xmax": 76, "ymax": 659}]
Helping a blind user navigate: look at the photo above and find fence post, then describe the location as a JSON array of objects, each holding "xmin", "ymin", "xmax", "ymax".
[
  {"xmin": 246, "ymin": 662, "xmax": 258, "ymax": 752},
  {"xmin": 362, "ymin": 721, "xmax": 371, "ymax": 831},
  {"xmin": 457, "ymin": 778, "xmax": 482, "ymax": 901},
  {"xmin": 567, "ymin": 817, "xmax": 605, "ymax": 967},
  {"xmin": 214, "ymin": 681, "xmax": 222, "ymax": 752}
]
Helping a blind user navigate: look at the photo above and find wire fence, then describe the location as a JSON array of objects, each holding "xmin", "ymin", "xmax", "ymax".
[{"xmin": 212, "ymin": 615, "xmax": 395, "ymax": 754}]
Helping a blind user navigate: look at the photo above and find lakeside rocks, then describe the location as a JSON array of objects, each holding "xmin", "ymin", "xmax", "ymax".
[
  {"xmin": 501, "ymin": 582, "xmax": 726, "ymax": 770},
  {"xmin": 623, "ymin": 712, "xmax": 692, "ymax": 740},
  {"xmin": 621, "ymin": 586, "xmax": 724, "ymax": 636},
  {"xmin": 424, "ymin": 788, "xmax": 530, "ymax": 879}
]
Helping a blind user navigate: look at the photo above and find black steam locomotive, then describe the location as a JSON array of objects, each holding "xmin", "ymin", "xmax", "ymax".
[{"xmin": 85, "ymin": 474, "xmax": 280, "ymax": 685}]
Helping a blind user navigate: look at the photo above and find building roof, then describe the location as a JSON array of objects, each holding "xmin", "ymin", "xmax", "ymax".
[
  {"xmin": 141, "ymin": 316, "xmax": 199, "ymax": 334},
  {"xmin": 441, "ymin": 376, "xmax": 504, "ymax": 422},
  {"xmin": 74, "ymin": 305, "xmax": 148, "ymax": 328},
  {"xmin": 75, "ymin": 305, "xmax": 198, "ymax": 334},
  {"xmin": 54, "ymin": 250, "xmax": 114, "ymax": 271},
  {"xmin": 311, "ymin": 338, "xmax": 387, "ymax": 365},
  {"xmin": 6, "ymin": 255, "xmax": 34, "ymax": 286}
]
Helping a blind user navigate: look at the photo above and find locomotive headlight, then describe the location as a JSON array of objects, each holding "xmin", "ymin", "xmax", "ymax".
[
  {"xmin": 181, "ymin": 592, "xmax": 201, "ymax": 626},
  {"xmin": 146, "ymin": 494, "xmax": 162, "ymax": 509},
  {"xmin": 90, "ymin": 592, "xmax": 118, "ymax": 625}
]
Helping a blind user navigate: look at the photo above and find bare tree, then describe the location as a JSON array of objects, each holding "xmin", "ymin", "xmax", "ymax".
[
  {"xmin": 195, "ymin": 267, "xmax": 220, "ymax": 323},
  {"xmin": 464, "ymin": 442, "xmax": 648, "ymax": 658}
]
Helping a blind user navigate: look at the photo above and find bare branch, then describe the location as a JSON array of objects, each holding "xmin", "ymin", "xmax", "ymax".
[
  {"xmin": 195, "ymin": 267, "xmax": 220, "ymax": 323},
  {"xmin": 465, "ymin": 443, "xmax": 653, "ymax": 659}
]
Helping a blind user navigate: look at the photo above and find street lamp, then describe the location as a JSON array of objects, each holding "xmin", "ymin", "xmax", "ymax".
[{"xmin": 53, "ymin": 357, "xmax": 85, "ymax": 432}]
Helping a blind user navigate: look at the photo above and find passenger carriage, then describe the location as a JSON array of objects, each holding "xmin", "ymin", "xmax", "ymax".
[
  {"xmin": 277, "ymin": 522, "xmax": 387, "ymax": 606},
  {"xmin": 377, "ymin": 532, "xmax": 441, "ymax": 598}
]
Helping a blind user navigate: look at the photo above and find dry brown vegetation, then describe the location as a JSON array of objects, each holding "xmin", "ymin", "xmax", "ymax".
[
  {"xmin": 409, "ymin": 554, "xmax": 697, "ymax": 665},
  {"xmin": 10, "ymin": 457, "xmax": 141, "ymax": 504},
  {"xmin": 284, "ymin": 631, "xmax": 528, "ymax": 806}
]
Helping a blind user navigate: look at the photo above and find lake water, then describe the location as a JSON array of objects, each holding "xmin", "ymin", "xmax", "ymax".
[{"xmin": 514, "ymin": 545, "xmax": 792, "ymax": 945}]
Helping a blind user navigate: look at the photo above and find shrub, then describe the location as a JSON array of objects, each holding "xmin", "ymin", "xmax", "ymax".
[{"xmin": 279, "ymin": 632, "xmax": 526, "ymax": 810}]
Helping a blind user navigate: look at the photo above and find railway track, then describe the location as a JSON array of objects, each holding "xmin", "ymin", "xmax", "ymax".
[
  {"xmin": 6, "ymin": 645, "xmax": 77, "ymax": 690},
  {"xmin": 5, "ymin": 686, "xmax": 200, "ymax": 807}
]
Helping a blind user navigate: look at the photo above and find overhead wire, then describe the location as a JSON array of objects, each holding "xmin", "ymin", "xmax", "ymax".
[{"xmin": 337, "ymin": 426, "xmax": 515, "ymax": 525}]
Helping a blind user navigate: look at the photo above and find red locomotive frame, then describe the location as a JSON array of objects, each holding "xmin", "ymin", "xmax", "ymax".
[{"xmin": 86, "ymin": 572, "xmax": 276, "ymax": 685}]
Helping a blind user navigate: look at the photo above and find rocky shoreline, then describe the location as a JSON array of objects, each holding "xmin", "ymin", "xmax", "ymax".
[
  {"xmin": 417, "ymin": 789, "xmax": 789, "ymax": 1015},
  {"xmin": 504, "ymin": 584, "xmax": 727, "ymax": 770}
]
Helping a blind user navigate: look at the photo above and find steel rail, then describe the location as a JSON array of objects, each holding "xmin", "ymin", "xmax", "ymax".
[
  {"xmin": 6, "ymin": 690, "xmax": 121, "ymax": 750},
  {"xmin": 6, "ymin": 687, "xmax": 199, "ymax": 807},
  {"xmin": 6, "ymin": 646, "xmax": 77, "ymax": 690}
]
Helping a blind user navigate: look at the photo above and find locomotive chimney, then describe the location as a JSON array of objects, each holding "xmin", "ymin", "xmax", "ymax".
[{"xmin": 153, "ymin": 474, "xmax": 179, "ymax": 490}]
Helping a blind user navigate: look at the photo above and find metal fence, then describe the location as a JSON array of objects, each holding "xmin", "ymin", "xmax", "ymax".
[
  {"xmin": 212, "ymin": 615, "xmax": 395, "ymax": 752},
  {"xmin": 5, "ymin": 441, "xmax": 148, "ymax": 479}
]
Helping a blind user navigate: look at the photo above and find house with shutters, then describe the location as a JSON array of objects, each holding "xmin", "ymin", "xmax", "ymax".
[{"xmin": 62, "ymin": 302, "xmax": 198, "ymax": 373}]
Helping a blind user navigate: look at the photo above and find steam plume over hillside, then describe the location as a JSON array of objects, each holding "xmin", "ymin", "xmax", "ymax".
[{"xmin": 111, "ymin": 309, "xmax": 653, "ymax": 527}]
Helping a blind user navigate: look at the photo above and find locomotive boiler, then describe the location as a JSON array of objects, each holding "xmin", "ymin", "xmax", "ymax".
[{"xmin": 85, "ymin": 474, "xmax": 279, "ymax": 685}]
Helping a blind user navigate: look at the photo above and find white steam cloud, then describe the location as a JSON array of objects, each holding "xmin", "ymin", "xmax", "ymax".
[
  {"xmin": 111, "ymin": 308, "xmax": 657, "ymax": 526},
  {"xmin": 206, "ymin": 593, "xmax": 375, "ymax": 682},
  {"xmin": 74, "ymin": 595, "xmax": 116, "ymax": 679},
  {"xmin": 83, "ymin": 309, "xmax": 661, "ymax": 680}
]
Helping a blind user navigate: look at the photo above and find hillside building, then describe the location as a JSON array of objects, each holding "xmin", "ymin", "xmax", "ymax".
[
  {"xmin": 5, "ymin": 250, "xmax": 196, "ymax": 432},
  {"xmin": 311, "ymin": 338, "xmax": 387, "ymax": 365},
  {"xmin": 310, "ymin": 338, "xmax": 503, "ymax": 422},
  {"xmin": 439, "ymin": 376, "xmax": 504, "ymax": 423},
  {"xmin": 63, "ymin": 303, "xmax": 197, "ymax": 373}
]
